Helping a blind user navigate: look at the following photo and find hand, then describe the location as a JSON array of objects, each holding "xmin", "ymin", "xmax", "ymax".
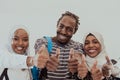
[
  {"xmin": 46, "ymin": 48, "xmax": 60, "ymax": 71},
  {"xmin": 34, "ymin": 45, "xmax": 49, "ymax": 68},
  {"xmin": 78, "ymin": 54, "xmax": 88, "ymax": 79},
  {"xmin": 68, "ymin": 48, "xmax": 79, "ymax": 74},
  {"xmin": 102, "ymin": 56, "xmax": 113, "ymax": 77},
  {"xmin": 26, "ymin": 56, "xmax": 34, "ymax": 67},
  {"xmin": 91, "ymin": 61, "xmax": 102, "ymax": 80}
]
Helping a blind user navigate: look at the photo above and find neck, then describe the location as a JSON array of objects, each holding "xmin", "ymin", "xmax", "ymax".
[{"xmin": 52, "ymin": 36, "xmax": 68, "ymax": 45}]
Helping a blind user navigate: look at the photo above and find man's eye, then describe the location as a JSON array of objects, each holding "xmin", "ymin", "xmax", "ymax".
[
  {"xmin": 59, "ymin": 25, "xmax": 64, "ymax": 29},
  {"xmin": 67, "ymin": 28, "xmax": 74, "ymax": 33}
]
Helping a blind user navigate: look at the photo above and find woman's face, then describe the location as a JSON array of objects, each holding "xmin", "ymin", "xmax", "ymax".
[
  {"xmin": 84, "ymin": 35, "xmax": 101, "ymax": 58},
  {"xmin": 12, "ymin": 29, "xmax": 29, "ymax": 54}
]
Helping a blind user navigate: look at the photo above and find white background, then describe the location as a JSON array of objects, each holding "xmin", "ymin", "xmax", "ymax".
[{"xmin": 0, "ymin": 0, "xmax": 120, "ymax": 66}]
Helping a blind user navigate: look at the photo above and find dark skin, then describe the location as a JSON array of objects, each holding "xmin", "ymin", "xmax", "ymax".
[
  {"xmin": 46, "ymin": 48, "xmax": 60, "ymax": 71},
  {"xmin": 56, "ymin": 15, "xmax": 76, "ymax": 44},
  {"xmin": 46, "ymin": 15, "xmax": 80, "ymax": 72},
  {"xmin": 78, "ymin": 54, "xmax": 88, "ymax": 79},
  {"xmin": 84, "ymin": 34, "xmax": 113, "ymax": 79},
  {"xmin": 91, "ymin": 61, "xmax": 103, "ymax": 80},
  {"xmin": 35, "ymin": 45, "xmax": 49, "ymax": 68},
  {"xmin": 68, "ymin": 48, "xmax": 79, "ymax": 74}
]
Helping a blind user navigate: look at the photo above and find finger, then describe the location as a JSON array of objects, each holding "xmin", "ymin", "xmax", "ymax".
[
  {"xmin": 48, "ymin": 57, "xmax": 59, "ymax": 67},
  {"xmin": 92, "ymin": 60, "xmax": 97, "ymax": 70},
  {"xmin": 46, "ymin": 60, "xmax": 58, "ymax": 71},
  {"xmin": 69, "ymin": 48, "xmax": 74, "ymax": 59},
  {"xmin": 37, "ymin": 45, "xmax": 45, "ymax": 54},
  {"xmin": 55, "ymin": 48, "xmax": 60, "ymax": 58},
  {"xmin": 34, "ymin": 46, "xmax": 44, "ymax": 62},
  {"xmin": 105, "ymin": 56, "xmax": 111, "ymax": 65},
  {"xmin": 81, "ymin": 54, "xmax": 86, "ymax": 64}
]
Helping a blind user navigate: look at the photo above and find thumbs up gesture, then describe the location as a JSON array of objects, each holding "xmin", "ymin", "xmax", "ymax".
[
  {"xmin": 46, "ymin": 48, "xmax": 60, "ymax": 71},
  {"xmin": 78, "ymin": 54, "xmax": 88, "ymax": 79},
  {"xmin": 68, "ymin": 48, "xmax": 79, "ymax": 74},
  {"xmin": 91, "ymin": 61, "xmax": 102, "ymax": 80},
  {"xmin": 35, "ymin": 44, "xmax": 49, "ymax": 68},
  {"xmin": 102, "ymin": 56, "xmax": 113, "ymax": 77}
]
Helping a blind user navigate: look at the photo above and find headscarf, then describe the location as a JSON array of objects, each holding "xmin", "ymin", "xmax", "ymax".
[
  {"xmin": 6, "ymin": 25, "xmax": 30, "ymax": 55},
  {"xmin": 83, "ymin": 32, "xmax": 107, "ymax": 70}
]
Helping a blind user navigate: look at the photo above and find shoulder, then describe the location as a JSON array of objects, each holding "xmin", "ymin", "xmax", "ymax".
[
  {"xmin": 34, "ymin": 37, "xmax": 48, "ymax": 51},
  {"xmin": 70, "ymin": 40, "xmax": 83, "ymax": 53},
  {"xmin": 70, "ymin": 40, "xmax": 83, "ymax": 48},
  {"xmin": 35, "ymin": 37, "xmax": 47, "ymax": 44}
]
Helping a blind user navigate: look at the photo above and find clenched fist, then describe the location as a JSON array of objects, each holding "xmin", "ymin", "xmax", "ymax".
[
  {"xmin": 91, "ymin": 61, "xmax": 102, "ymax": 80},
  {"xmin": 102, "ymin": 56, "xmax": 113, "ymax": 77},
  {"xmin": 34, "ymin": 44, "xmax": 49, "ymax": 68},
  {"xmin": 78, "ymin": 54, "xmax": 88, "ymax": 79},
  {"xmin": 68, "ymin": 48, "xmax": 81, "ymax": 74},
  {"xmin": 46, "ymin": 48, "xmax": 60, "ymax": 71}
]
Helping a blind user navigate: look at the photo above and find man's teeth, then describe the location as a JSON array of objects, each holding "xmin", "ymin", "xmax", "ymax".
[{"xmin": 59, "ymin": 35, "xmax": 66, "ymax": 39}]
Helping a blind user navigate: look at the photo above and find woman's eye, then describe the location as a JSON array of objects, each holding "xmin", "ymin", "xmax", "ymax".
[
  {"xmin": 85, "ymin": 41, "xmax": 89, "ymax": 45},
  {"xmin": 23, "ymin": 38, "xmax": 28, "ymax": 42},
  {"xmin": 93, "ymin": 40, "xmax": 99, "ymax": 44},
  {"xmin": 13, "ymin": 37, "xmax": 18, "ymax": 41}
]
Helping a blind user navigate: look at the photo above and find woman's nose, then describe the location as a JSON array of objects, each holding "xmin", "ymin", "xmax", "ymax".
[
  {"xmin": 89, "ymin": 43, "xmax": 94, "ymax": 47},
  {"xmin": 18, "ymin": 40, "xmax": 23, "ymax": 45}
]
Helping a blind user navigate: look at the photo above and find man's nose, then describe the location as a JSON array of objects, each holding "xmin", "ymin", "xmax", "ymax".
[{"xmin": 61, "ymin": 27, "xmax": 67, "ymax": 34}]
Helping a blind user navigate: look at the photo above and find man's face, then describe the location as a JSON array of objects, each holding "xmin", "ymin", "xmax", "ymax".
[
  {"xmin": 12, "ymin": 29, "xmax": 29, "ymax": 54},
  {"xmin": 56, "ymin": 16, "xmax": 76, "ymax": 44}
]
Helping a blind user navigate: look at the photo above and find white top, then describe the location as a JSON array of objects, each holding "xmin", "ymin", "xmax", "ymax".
[
  {"xmin": 0, "ymin": 49, "xmax": 27, "ymax": 68},
  {"xmin": 83, "ymin": 31, "xmax": 120, "ymax": 78},
  {"xmin": 0, "ymin": 26, "xmax": 32, "ymax": 80},
  {"xmin": 83, "ymin": 32, "xmax": 107, "ymax": 70}
]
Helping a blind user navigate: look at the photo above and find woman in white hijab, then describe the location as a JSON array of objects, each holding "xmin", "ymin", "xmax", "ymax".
[
  {"xmin": 0, "ymin": 25, "xmax": 32, "ymax": 80},
  {"xmin": 78, "ymin": 32, "xmax": 120, "ymax": 80}
]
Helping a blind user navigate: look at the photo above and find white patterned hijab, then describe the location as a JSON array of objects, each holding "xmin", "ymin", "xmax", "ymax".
[
  {"xmin": 83, "ymin": 32, "xmax": 108, "ymax": 70},
  {"xmin": 6, "ymin": 25, "xmax": 30, "ymax": 55}
]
